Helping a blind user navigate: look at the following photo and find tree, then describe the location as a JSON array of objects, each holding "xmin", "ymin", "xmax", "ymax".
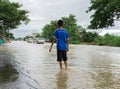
[
  {"xmin": 78, "ymin": 26, "xmax": 99, "ymax": 42},
  {"xmin": 41, "ymin": 20, "xmax": 57, "ymax": 41},
  {"xmin": 0, "ymin": 0, "xmax": 30, "ymax": 37},
  {"xmin": 6, "ymin": 32, "xmax": 15, "ymax": 39},
  {"xmin": 87, "ymin": 0, "xmax": 120, "ymax": 29},
  {"xmin": 35, "ymin": 33, "xmax": 41, "ymax": 38},
  {"xmin": 41, "ymin": 14, "xmax": 80, "ymax": 44},
  {"xmin": 62, "ymin": 14, "xmax": 80, "ymax": 44}
]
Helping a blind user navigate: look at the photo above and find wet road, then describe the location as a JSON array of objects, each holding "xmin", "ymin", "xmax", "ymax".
[{"xmin": 0, "ymin": 41, "xmax": 120, "ymax": 89}]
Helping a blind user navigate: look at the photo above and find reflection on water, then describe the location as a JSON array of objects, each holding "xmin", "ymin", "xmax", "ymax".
[
  {"xmin": 0, "ymin": 42, "xmax": 42, "ymax": 89},
  {"xmin": 94, "ymin": 70, "xmax": 114, "ymax": 88},
  {"xmin": 56, "ymin": 70, "xmax": 68, "ymax": 89},
  {"xmin": 0, "ymin": 51, "xmax": 19, "ymax": 84},
  {"xmin": 0, "ymin": 41, "xmax": 120, "ymax": 89},
  {"xmin": 89, "ymin": 47, "xmax": 120, "ymax": 89},
  {"xmin": 90, "ymin": 53, "xmax": 113, "ymax": 88},
  {"xmin": 0, "ymin": 64, "xmax": 18, "ymax": 84}
]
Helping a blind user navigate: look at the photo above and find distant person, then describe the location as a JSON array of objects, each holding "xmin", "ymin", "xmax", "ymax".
[{"xmin": 49, "ymin": 20, "xmax": 69, "ymax": 69}]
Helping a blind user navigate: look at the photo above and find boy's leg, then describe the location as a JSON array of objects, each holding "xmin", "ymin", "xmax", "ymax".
[
  {"xmin": 62, "ymin": 50, "xmax": 68, "ymax": 69},
  {"xmin": 57, "ymin": 50, "xmax": 62, "ymax": 69},
  {"xmin": 64, "ymin": 61, "xmax": 67, "ymax": 69},
  {"xmin": 59, "ymin": 61, "xmax": 63, "ymax": 69}
]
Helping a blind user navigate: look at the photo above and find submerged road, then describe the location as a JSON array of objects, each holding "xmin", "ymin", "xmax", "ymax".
[{"xmin": 0, "ymin": 41, "xmax": 120, "ymax": 89}]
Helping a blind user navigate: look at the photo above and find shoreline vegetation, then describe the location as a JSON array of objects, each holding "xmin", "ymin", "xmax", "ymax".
[
  {"xmin": 77, "ymin": 33, "xmax": 120, "ymax": 47},
  {"xmin": 17, "ymin": 30, "xmax": 120, "ymax": 48},
  {"xmin": 40, "ymin": 14, "xmax": 120, "ymax": 47}
]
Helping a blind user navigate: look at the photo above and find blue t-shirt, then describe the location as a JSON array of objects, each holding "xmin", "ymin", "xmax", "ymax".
[{"xmin": 53, "ymin": 28, "xmax": 69, "ymax": 50}]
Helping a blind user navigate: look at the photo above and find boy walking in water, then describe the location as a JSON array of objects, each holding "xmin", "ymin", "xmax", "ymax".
[{"xmin": 49, "ymin": 20, "xmax": 69, "ymax": 69}]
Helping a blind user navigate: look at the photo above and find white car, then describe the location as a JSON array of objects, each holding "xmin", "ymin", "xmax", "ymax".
[
  {"xmin": 36, "ymin": 39, "xmax": 45, "ymax": 44},
  {"xmin": 27, "ymin": 38, "xmax": 34, "ymax": 43}
]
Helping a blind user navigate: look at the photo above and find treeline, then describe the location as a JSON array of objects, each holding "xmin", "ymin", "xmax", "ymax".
[
  {"xmin": 41, "ymin": 14, "xmax": 120, "ymax": 47},
  {"xmin": 96, "ymin": 34, "xmax": 120, "ymax": 47},
  {"xmin": 41, "ymin": 14, "xmax": 80, "ymax": 44},
  {"xmin": 79, "ymin": 30, "xmax": 120, "ymax": 47}
]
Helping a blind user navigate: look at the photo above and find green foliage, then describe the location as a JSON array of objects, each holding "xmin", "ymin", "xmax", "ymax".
[
  {"xmin": 62, "ymin": 14, "xmax": 80, "ymax": 44},
  {"xmin": 0, "ymin": 0, "xmax": 30, "ymax": 37},
  {"xmin": 6, "ymin": 32, "xmax": 15, "ymax": 39},
  {"xmin": 35, "ymin": 33, "xmax": 41, "ymax": 38},
  {"xmin": 79, "ymin": 29, "xmax": 99, "ymax": 42},
  {"xmin": 96, "ymin": 34, "xmax": 120, "ymax": 47},
  {"xmin": 23, "ymin": 35, "xmax": 33, "ymax": 41},
  {"xmin": 41, "ymin": 20, "xmax": 57, "ymax": 41},
  {"xmin": 41, "ymin": 14, "xmax": 80, "ymax": 44},
  {"xmin": 87, "ymin": 0, "xmax": 120, "ymax": 29}
]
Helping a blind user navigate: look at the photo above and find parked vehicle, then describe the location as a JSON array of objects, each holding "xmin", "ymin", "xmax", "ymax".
[
  {"xmin": 27, "ymin": 38, "xmax": 34, "ymax": 43},
  {"xmin": 36, "ymin": 38, "xmax": 45, "ymax": 44}
]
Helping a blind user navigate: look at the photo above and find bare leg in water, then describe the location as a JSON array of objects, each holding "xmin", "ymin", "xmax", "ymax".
[
  {"xmin": 59, "ymin": 62, "xmax": 62, "ymax": 69},
  {"xmin": 59, "ymin": 61, "xmax": 68, "ymax": 69},
  {"xmin": 64, "ymin": 61, "xmax": 67, "ymax": 69}
]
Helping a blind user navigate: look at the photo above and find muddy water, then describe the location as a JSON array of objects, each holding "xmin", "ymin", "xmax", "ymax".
[{"xmin": 0, "ymin": 41, "xmax": 120, "ymax": 89}]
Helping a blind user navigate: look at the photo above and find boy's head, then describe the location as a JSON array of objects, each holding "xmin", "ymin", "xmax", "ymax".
[{"xmin": 57, "ymin": 20, "xmax": 63, "ymax": 27}]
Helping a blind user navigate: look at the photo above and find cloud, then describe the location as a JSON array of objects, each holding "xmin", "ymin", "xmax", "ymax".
[{"xmin": 9, "ymin": 0, "xmax": 120, "ymax": 38}]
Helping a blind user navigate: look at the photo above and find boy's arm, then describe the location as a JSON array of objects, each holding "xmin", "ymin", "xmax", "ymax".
[
  {"xmin": 49, "ymin": 38, "xmax": 56, "ymax": 52},
  {"xmin": 66, "ymin": 39, "xmax": 69, "ymax": 52}
]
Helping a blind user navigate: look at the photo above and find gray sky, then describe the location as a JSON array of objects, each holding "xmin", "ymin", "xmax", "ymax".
[{"xmin": 10, "ymin": 0, "xmax": 120, "ymax": 38}]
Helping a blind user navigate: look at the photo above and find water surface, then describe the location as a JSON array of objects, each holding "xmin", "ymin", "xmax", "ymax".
[{"xmin": 0, "ymin": 41, "xmax": 120, "ymax": 89}]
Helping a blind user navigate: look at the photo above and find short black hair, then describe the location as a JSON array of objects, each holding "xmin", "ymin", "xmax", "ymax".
[{"xmin": 57, "ymin": 20, "xmax": 63, "ymax": 26}]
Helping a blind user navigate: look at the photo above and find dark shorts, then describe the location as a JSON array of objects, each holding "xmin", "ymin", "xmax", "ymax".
[{"xmin": 57, "ymin": 50, "xmax": 67, "ymax": 62}]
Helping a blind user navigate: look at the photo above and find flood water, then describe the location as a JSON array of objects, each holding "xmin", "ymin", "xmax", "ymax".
[{"xmin": 0, "ymin": 41, "xmax": 120, "ymax": 89}]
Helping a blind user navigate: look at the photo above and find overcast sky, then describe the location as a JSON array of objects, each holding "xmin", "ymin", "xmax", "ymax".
[{"xmin": 10, "ymin": 0, "xmax": 120, "ymax": 38}]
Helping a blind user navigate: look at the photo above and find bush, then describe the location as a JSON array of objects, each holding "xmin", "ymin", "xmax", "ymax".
[
  {"xmin": 96, "ymin": 34, "xmax": 120, "ymax": 47},
  {"xmin": 80, "ymin": 30, "xmax": 99, "ymax": 42},
  {"xmin": 70, "ymin": 40, "xmax": 80, "ymax": 44}
]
